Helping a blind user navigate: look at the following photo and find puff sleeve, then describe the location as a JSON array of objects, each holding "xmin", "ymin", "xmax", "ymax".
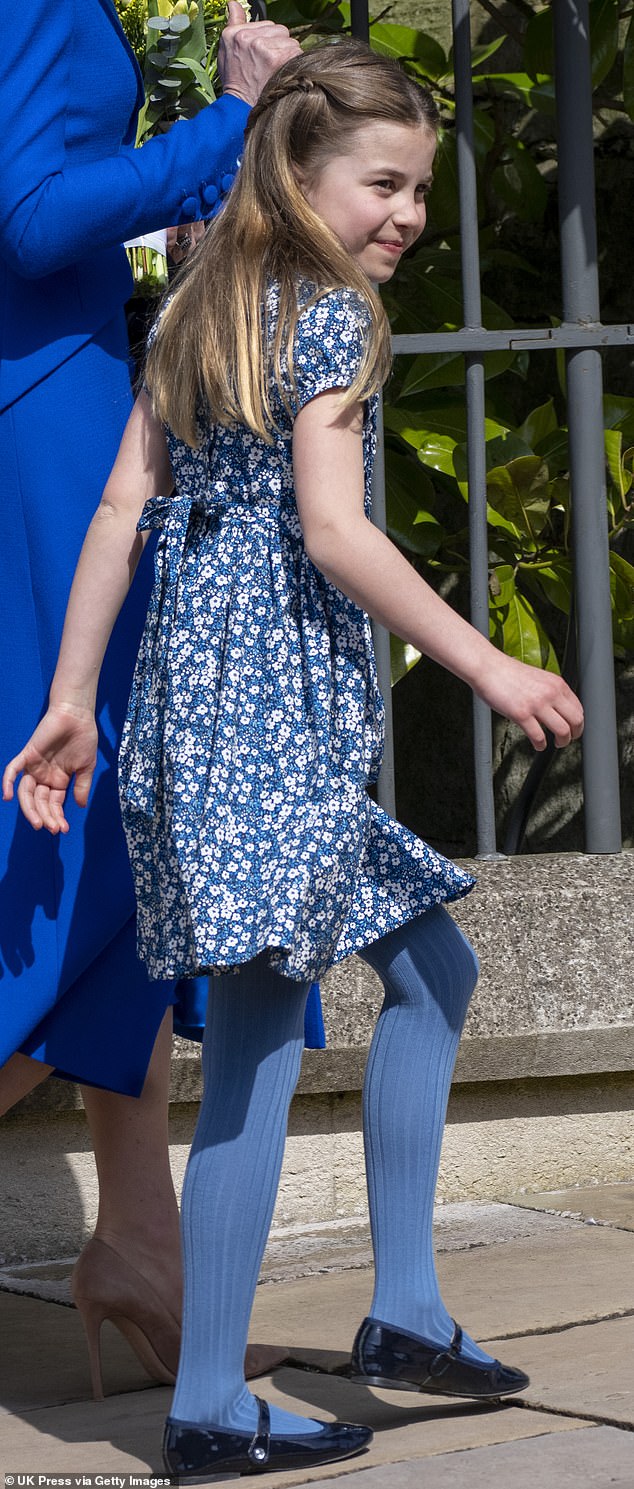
[{"xmin": 291, "ymin": 290, "xmax": 372, "ymax": 412}]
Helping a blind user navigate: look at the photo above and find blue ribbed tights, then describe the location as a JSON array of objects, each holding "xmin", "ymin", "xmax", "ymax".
[{"xmin": 170, "ymin": 906, "xmax": 489, "ymax": 1433}]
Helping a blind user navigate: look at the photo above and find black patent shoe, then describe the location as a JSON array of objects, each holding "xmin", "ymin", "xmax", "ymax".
[
  {"xmin": 346, "ymin": 1317, "xmax": 529, "ymax": 1400},
  {"xmin": 162, "ymin": 1396, "xmax": 373, "ymax": 1480}
]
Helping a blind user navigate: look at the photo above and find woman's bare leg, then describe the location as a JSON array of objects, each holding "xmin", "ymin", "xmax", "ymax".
[
  {"xmin": 80, "ymin": 1007, "xmax": 286, "ymax": 1375},
  {"xmin": 80, "ymin": 1007, "xmax": 182, "ymax": 1307},
  {"xmin": 0, "ymin": 1053, "xmax": 53, "ymax": 1117}
]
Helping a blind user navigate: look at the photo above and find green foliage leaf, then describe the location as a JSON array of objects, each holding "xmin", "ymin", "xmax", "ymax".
[
  {"xmin": 385, "ymin": 452, "xmax": 444, "ymax": 557},
  {"xmin": 524, "ymin": 6, "xmax": 553, "ymax": 80},
  {"xmin": 491, "ymin": 140, "xmax": 548, "ymax": 224},
  {"xmin": 518, "ymin": 399, "xmax": 558, "ymax": 451},
  {"xmin": 470, "ymin": 36, "xmax": 506, "ymax": 70},
  {"xmin": 486, "ymin": 457, "xmax": 551, "ymax": 542},
  {"xmin": 489, "ymin": 571, "xmax": 560, "ymax": 672},
  {"xmin": 624, "ymin": 14, "xmax": 634, "ymax": 121},
  {"xmin": 369, "ymin": 22, "xmax": 446, "ymax": 79},
  {"xmin": 588, "ymin": 0, "xmax": 619, "ymax": 89},
  {"xmin": 477, "ymin": 72, "xmax": 556, "ymax": 112},
  {"xmin": 398, "ymin": 276, "xmax": 514, "ymax": 396},
  {"xmin": 391, "ymin": 634, "xmax": 423, "ymax": 686},
  {"xmin": 524, "ymin": 0, "xmax": 618, "ymax": 89}
]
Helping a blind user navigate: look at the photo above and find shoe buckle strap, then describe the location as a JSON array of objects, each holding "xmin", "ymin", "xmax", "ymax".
[
  {"xmin": 429, "ymin": 1322, "xmax": 463, "ymax": 1379},
  {"xmin": 248, "ymin": 1396, "xmax": 271, "ymax": 1465}
]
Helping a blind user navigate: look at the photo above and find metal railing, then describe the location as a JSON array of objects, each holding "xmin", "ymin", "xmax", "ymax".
[{"xmin": 360, "ymin": 0, "xmax": 629, "ymax": 855}]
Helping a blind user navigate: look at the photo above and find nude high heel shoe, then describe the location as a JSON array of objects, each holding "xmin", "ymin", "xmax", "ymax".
[{"xmin": 71, "ymin": 1237, "xmax": 180, "ymax": 1400}]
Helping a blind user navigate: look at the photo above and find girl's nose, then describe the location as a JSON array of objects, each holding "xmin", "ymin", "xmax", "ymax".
[{"xmin": 393, "ymin": 194, "xmax": 424, "ymax": 229}]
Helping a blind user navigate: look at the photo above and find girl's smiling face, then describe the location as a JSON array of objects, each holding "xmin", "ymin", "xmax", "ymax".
[{"xmin": 300, "ymin": 119, "xmax": 436, "ymax": 283}]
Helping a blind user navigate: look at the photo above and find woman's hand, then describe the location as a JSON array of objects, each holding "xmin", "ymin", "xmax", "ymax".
[
  {"xmin": 167, "ymin": 220, "xmax": 206, "ymax": 266},
  {"xmin": 2, "ymin": 706, "xmax": 98, "ymax": 834},
  {"xmin": 219, "ymin": 1, "xmax": 301, "ymax": 106}
]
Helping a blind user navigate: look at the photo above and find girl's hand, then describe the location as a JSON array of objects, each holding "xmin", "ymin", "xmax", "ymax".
[
  {"xmin": 2, "ymin": 706, "xmax": 98, "ymax": 834},
  {"xmin": 474, "ymin": 651, "xmax": 584, "ymax": 751}
]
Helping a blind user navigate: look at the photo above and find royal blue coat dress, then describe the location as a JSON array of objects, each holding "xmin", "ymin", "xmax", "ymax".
[{"xmin": 0, "ymin": 0, "xmax": 324, "ymax": 1094}]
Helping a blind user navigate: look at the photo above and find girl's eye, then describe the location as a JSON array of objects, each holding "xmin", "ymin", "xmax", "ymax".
[{"xmin": 374, "ymin": 179, "xmax": 394, "ymax": 191}]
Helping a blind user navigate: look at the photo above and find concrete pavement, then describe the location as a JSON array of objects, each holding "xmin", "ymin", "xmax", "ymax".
[{"xmin": 1, "ymin": 1184, "xmax": 633, "ymax": 1486}]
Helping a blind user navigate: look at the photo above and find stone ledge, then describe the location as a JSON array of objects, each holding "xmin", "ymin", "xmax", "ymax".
[{"xmin": 6, "ymin": 1024, "xmax": 634, "ymax": 1119}]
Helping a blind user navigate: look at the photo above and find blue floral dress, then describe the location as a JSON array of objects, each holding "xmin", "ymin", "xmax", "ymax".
[{"xmin": 119, "ymin": 284, "xmax": 474, "ymax": 984}]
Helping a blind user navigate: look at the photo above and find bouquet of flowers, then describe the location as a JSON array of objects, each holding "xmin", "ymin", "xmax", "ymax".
[{"xmin": 116, "ymin": 0, "xmax": 249, "ymax": 293}]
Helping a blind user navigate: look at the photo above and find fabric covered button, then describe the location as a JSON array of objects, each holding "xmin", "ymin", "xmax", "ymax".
[
  {"xmin": 181, "ymin": 195, "xmax": 199, "ymax": 219},
  {"xmin": 202, "ymin": 182, "xmax": 219, "ymax": 209},
  {"xmin": 220, "ymin": 173, "xmax": 236, "ymax": 195}
]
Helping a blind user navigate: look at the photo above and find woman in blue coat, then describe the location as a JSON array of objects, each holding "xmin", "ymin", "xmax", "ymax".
[{"xmin": 0, "ymin": 0, "xmax": 312, "ymax": 1397}]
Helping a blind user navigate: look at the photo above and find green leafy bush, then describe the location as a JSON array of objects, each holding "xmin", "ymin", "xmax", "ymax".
[{"xmin": 268, "ymin": 0, "xmax": 634, "ymax": 681}]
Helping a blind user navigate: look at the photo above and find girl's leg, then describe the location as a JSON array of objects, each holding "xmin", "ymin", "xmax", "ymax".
[
  {"xmin": 359, "ymin": 903, "xmax": 494, "ymax": 1365},
  {"xmin": 170, "ymin": 954, "xmax": 323, "ymax": 1435}
]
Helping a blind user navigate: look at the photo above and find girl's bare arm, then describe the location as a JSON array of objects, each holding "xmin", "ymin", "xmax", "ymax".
[
  {"xmin": 2, "ymin": 392, "xmax": 173, "ymax": 831},
  {"xmin": 293, "ymin": 392, "xmax": 584, "ymax": 751}
]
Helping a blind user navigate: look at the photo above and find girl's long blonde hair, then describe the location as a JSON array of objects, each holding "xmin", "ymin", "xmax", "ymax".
[{"xmin": 145, "ymin": 39, "xmax": 439, "ymax": 446}]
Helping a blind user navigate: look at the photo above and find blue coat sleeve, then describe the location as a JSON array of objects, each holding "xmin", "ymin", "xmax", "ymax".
[{"xmin": 0, "ymin": 3, "xmax": 250, "ymax": 280}]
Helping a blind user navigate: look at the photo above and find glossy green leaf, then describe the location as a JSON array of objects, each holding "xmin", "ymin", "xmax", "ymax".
[
  {"xmin": 624, "ymin": 14, "xmax": 634, "ymax": 121},
  {"xmin": 385, "ymin": 452, "xmax": 444, "ymax": 557},
  {"xmin": 518, "ymin": 399, "xmax": 558, "ymax": 451},
  {"xmin": 426, "ymin": 131, "xmax": 460, "ymax": 236},
  {"xmin": 609, "ymin": 550, "xmax": 634, "ymax": 612},
  {"xmin": 530, "ymin": 561, "xmax": 573, "ymax": 615},
  {"xmin": 497, "ymin": 584, "xmax": 560, "ymax": 671},
  {"xmin": 491, "ymin": 140, "xmax": 548, "ymax": 224},
  {"xmin": 391, "ymin": 634, "xmax": 423, "ymax": 686},
  {"xmin": 470, "ymin": 36, "xmax": 506, "ymax": 70},
  {"xmin": 489, "ymin": 563, "xmax": 516, "ymax": 609},
  {"xmin": 589, "ymin": 0, "xmax": 619, "ymax": 89},
  {"xmin": 369, "ymin": 22, "xmax": 446, "ymax": 78},
  {"xmin": 486, "ymin": 457, "xmax": 551, "ymax": 541},
  {"xmin": 603, "ymin": 394, "xmax": 634, "ymax": 447},
  {"xmin": 477, "ymin": 72, "xmax": 556, "ymax": 112},
  {"xmin": 534, "ymin": 428, "xmax": 569, "ymax": 476},
  {"xmin": 524, "ymin": 6, "xmax": 553, "ymax": 80},
  {"xmin": 605, "ymin": 429, "xmax": 626, "ymax": 499}
]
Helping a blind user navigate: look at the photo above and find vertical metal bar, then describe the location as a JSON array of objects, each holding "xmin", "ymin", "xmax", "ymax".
[
  {"xmin": 552, "ymin": 0, "xmax": 622, "ymax": 851},
  {"xmin": 452, "ymin": 0, "xmax": 498, "ymax": 856},
  {"xmin": 371, "ymin": 395, "xmax": 397, "ymax": 816},
  {"xmin": 350, "ymin": 0, "xmax": 370, "ymax": 43}
]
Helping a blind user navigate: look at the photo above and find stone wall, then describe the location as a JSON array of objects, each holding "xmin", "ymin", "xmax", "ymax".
[{"xmin": 2, "ymin": 852, "xmax": 633, "ymax": 1267}]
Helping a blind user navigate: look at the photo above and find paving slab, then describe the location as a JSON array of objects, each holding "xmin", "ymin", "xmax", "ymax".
[
  {"xmin": 0, "ymin": 1293, "xmax": 159, "ymax": 1412},
  {"xmin": 0, "ymin": 1366, "xmax": 589, "ymax": 1479},
  {"xmin": 305, "ymin": 1426, "xmax": 634, "ymax": 1489},
  {"xmin": 0, "ymin": 1201, "xmax": 576, "ymax": 1302},
  {"xmin": 509, "ymin": 1182, "xmax": 634, "ymax": 1232},
  {"xmin": 490, "ymin": 1315, "xmax": 634, "ymax": 1428},
  {"xmin": 2, "ymin": 1223, "xmax": 633, "ymax": 1417},
  {"xmin": 252, "ymin": 1224, "xmax": 634, "ymax": 1363}
]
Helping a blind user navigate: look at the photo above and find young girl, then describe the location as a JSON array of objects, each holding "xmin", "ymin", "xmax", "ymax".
[{"xmin": 4, "ymin": 39, "xmax": 583, "ymax": 1480}]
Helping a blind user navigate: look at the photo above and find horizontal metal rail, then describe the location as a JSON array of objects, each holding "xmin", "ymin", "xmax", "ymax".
[{"xmin": 391, "ymin": 324, "xmax": 634, "ymax": 355}]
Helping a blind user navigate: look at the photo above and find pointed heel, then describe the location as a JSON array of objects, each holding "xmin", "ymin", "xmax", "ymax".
[
  {"xmin": 71, "ymin": 1237, "xmax": 179, "ymax": 1399},
  {"xmin": 74, "ymin": 1296, "xmax": 107, "ymax": 1401}
]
